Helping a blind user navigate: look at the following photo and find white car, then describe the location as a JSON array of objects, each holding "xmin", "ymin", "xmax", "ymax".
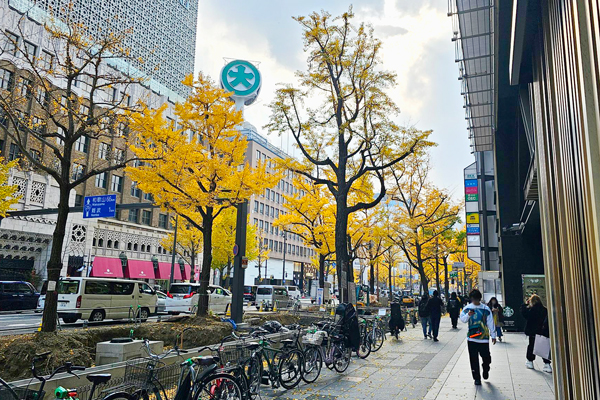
[
  {"xmin": 165, "ymin": 283, "xmax": 231, "ymax": 315},
  {"xmin": 286, "ymin": 285, "xmax": 301, "ymax": 300},
  {"xmin": 156, "ymin": 290, "xmax": 167, "ymax": 314}
]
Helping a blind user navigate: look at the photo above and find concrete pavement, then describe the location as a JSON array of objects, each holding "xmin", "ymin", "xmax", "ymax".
[{"xmin": 259, "ymin": 316, "xmax": 555, "ymax": 400}]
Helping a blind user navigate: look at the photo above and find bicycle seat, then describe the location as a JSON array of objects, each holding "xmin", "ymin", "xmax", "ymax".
[
  {"xmin": 247, "ymin": 342, "xmax": 260, "ymax": 350},
  {"xmin": 195, "ymin": 356, "xmax": 218, "ymax": 366},
  {"xmin": 87, "ymin": 374, "xmax": 112, "ymax": 385},
  {"xmin": 281, "ymin": 339, "xmax": 294, "ymax": 346}
]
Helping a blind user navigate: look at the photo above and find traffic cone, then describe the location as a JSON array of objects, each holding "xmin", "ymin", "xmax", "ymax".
[
  {"xmin": 273, "ymin": 302, "xmax": 277, "ymax": 312},
  {"xmin": 259, "ymin": 301, "xmax": 264, "ymax": 312},
  {"xmin": 37, "ymin": 322, "xmax": 42, "ymax": 332},
  {"xmin": 226, "ymin": 304, "xmax": 231, "ymax": 317}
]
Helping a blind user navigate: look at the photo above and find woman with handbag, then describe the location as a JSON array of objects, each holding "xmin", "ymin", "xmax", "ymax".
[
  {"xmin": 521, "ymin": 294, "xmax": 552, "ymax": 373},
  {"xmin": 488, "ymin": 297, "xmax": 504, "ymax": 342}
]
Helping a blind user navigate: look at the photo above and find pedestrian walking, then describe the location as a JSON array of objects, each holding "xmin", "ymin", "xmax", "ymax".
[
  {"xmin": 428, "ymin": 290, "xmax": 443, "ymax": 342},
  {"xmin": 460, "ymin": 289, "xmax": 497, "ymax": 386},
  {"xmin": 487, "ymin": 297, "xmax": 504, "ymax": 342},
  {"xmin": 447, "ymin": 292, "xmax": 462, "ymax": 329},
  {"xmin": 521, "ymin": 294, "xmax": 552, "ymax": 373},
  {"xmin": 418, "ymin": 294, "xmax": 432, "ymax": 339}
]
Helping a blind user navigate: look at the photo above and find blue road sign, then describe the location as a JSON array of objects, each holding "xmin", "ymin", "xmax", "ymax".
[
  {"xmin": 465, "ymin": 179, "xmax": 478, "ymax": 187},
  {"xmin": 83, "ymin": 194, "xmax": 117, "ymax": 219}
]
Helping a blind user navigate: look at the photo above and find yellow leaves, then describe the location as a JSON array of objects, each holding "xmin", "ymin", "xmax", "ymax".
[{"xmin": 0, "ymin": 157, "xmax": 19, "ymax": 217}]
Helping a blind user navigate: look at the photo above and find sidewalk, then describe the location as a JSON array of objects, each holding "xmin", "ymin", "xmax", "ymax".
[
  {"xmin": 260, "ymin": 316, "xmax": 556, "ymax": 400},
  {"xmin": 424, "ymin": 330, "xmax": 555, "ymax": 400}
]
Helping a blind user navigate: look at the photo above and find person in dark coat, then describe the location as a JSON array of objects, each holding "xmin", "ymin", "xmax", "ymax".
[
  {"xmin": 428, "ymin": 290, "xmax": 444, "ymax": 342},
  {"xmin": 521, "ymin": 294, "xmax": 552, "ymax": 372},
  {"xmin": 487, "ymin": 297, "xmax": 504, "ymax": 342},
  {"xmin": 447, "ymin": 292, "xmax": 462, "ymax": 329},
  {"xmin": 418, "ymin": 294, "xmax": 431, "ymax": 339}
]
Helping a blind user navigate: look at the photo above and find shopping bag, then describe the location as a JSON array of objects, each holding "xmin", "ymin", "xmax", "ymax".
[{"xmin": 533, "ymin": 334, "xmax": 551, "ymax": 359}]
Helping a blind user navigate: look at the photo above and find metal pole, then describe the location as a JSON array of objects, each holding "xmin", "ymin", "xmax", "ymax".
[
  {"xmin": 300, "ymin": 262, "xmax": 304, "ymax": 292},
  {"xmin": 169, "ymin": 216, "xmax": 179, "ymax": 287},
  {"xmin": 231, "ymin": 200, "xmax": 248, "ymax": 323},
  {"xmin": 479, "ymin": 152, "xmax": 491, "ymax": 271},
  {"xmin": 282, "ymin": 232, "xmax": 287, "ymax": 285}
]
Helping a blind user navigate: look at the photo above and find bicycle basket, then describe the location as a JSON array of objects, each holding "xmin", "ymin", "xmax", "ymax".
[
  {"xmin": 124, "ymin": 358, "xmax": 179, "ymax": 392},
  {"xmin": 303, "ymin": 331, "xmax": 327, "ymax": 346},
  {"xmin": 0, "ymin": 386, "xmax": 44, "ymax": 400},
  {"xmin": 217, "ymin": 344, "xmax": 253, "ymax": 366}
]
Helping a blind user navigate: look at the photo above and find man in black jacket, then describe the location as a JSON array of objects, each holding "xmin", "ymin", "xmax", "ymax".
[
  {"xmin": 428, "ymin": 290, "xmax": 444, "ymax": 342},
  {"xmin": 419, "ymin": 294, "xmax": 431, "ymax": 339},
  {"xmin": 447, "ymin": 292, "xmax": 462, "ymax": 329}
]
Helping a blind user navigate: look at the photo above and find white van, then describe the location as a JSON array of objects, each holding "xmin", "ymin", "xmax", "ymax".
[
  {"xmin": 164, "ymin": 283, "xmax": 231, "ymax": 315},
  {"xmin": 255, "ymin": 285, "xmax": 289, "ymax": 310},
  {"xmin": 56, "ymin": 277, "xmax": 157, "ymax": 323}
]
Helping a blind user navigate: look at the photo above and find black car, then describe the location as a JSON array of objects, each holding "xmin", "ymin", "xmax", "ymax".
[
  {"xmin": 0, "ymin": 281, "xmax": 40, "ymax": 311},
  {"xmin": 244, "ymin": 285, "xmax": 256, "ymax": 303}
]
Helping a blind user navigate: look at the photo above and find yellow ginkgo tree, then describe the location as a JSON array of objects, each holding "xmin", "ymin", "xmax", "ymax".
[
  {"xmin": 127, "ymin": 73, "xmax": 279, "ymax": 315},
  {"xmin": 161, "ymin": 220, "xmax": 203, "ymax": 283},
  {"xmin": 0, "ymin": 158, "xmax": 19, "ymax": 217}
]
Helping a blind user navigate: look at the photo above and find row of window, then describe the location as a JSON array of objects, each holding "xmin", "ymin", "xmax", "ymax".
[
  {"xmin": 92, "ymin": 235, "xmax": 171, "ymax": 255},
  {"xmin": 3, "ymin": 31, "xmax": 53, "ymax": 69},
  {"xmin": 258, "ymin": 236, "xmax": 313, "ymax": 258},
  {"xmin": 253, "ymin": 218, "xmax": 303, "ymax": 243},
  {"xmin": 254, "ymin": 201, "xmax": 283, "ymax": 219}
]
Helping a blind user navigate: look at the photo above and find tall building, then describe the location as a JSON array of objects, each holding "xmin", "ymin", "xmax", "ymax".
[
  {"xmin": 451, "ymin": 0, "xmax": 600, "ymax": 395},
  {"xmin": 15, "ymin": 0, "xmax": 198, "ymax": 100},
  {"xmin": 239, "ymin": 122, "xmax": 316, "ymax": 287},
  {"xmin": 0, "ymin": 0, "xmax": 196, "ymax": 285}
]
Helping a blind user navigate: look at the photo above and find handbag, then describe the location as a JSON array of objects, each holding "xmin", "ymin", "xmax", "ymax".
[{"xmin": 533, "ymin": 334, "xmax": 551, "ymax": 360}]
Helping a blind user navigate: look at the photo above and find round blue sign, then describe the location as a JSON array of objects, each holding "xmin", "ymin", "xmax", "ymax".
[{"xmin": 233, "ymin": 244, "xmax": 239, "ymax": 256}]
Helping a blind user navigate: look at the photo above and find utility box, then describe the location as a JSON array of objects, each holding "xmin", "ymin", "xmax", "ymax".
[{"xmin": 95, "ymin": 339, "xmax": 163, "ymax": 365}]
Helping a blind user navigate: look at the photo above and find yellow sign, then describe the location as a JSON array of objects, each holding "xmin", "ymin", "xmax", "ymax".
[{"xmin": 466, "ymin": 213, "xmax": 480, "ymax": 224}]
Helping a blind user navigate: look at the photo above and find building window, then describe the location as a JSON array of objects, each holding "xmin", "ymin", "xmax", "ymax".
[
  {"xmin": 158, "ymin": 214, "xmax": 168, "ymax": 229},
  {"xmin": 276, "ymin": 193, "xmax": 280, "ymax": 203},
  {"xmin": 8, "ymin": 143, "xmax": 20, "ymax": 161},
  {"xmin": 113, "ymin": 148, "xmax": 124, "ymax": 163},
  {"xmin": 271, "ymin": 191, "xmax": 276, "ymax": 201},
  {"xmin": 0, "ymin": 69, "xmax": 13, "ymax": 90},
  {"xmin": 74, "ymin": 194, "xmax": 83, "ymax": 207},
  {"xmin": 269, "ymin": 240, "xmax": 273, "ymax": 250},
  {"xmin": 260, "ymin": 203, "xmax": 264, "ymax": 214},
  {"xmin": 29, "ymin": 149, "xmax": 41, "ymax": 163},
  {"xmin": 131, "ymin": 182, "xmax": 141, "ymax": 197},
  {"xmin": 71, "ymin": 163, "xmax": 85, "ymax": 181},
  {"xmin": 39, "ymin": 50, "xmax": 53, "ymax": 70},
  {"xmin": 4, "ymin": 31, "xmax": 18, "ymax": 56},
  {"xmin": 80, "ymin": 104, "xmax": 89, "ymax": 115},
  {"xmin": 144, "ymin": 192, "xmax": 154, "ymax": 202},
  {"xmin": 266, "ymin": 188, "xmax": 270, "ymax": 199},
  {"xmin": 128, "ymin": 209, "xmax": 139, "ymax": 223},
  {"xmin": 111, "ymin": 175, "xmax": 123, "ymax": 193},
  {"xmin": 17, "ymin": 77, "xmax": 31, "ymax": 98},
  {"xmin": 98, "ymin": 142, "xmax": 111, "ymax": 160},
  {"xmin": 23, "ymin": 40, "xmax": 36, "ymax": 59},
  {"xmin": 254, "ymin": 200, "xmax": 258, "ymax": 212},
  {"xmin": 259, "ymin": 220, "xmax": 264, "ymax": 230},
  {"xmin": 142, "ymin": 210, "xmax": 152, "ymax": 225},
  {"xmin": 254, "ymin": 218, "xmax": 258, "ymax": 226},
  {"xmin": 74, "ymin": 135, "xmax": 89, "ymax": 153},
  {"xmin": 95, "ymin": 172, "xmax": 107, "ymax": 188},
  {"xmin": 117, "ymin": 122, "xmax": 127, "ymax": 136}
]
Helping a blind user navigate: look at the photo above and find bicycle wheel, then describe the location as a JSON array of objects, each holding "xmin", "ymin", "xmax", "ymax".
[
  {"xmin": 370, "ymin": 328, "xmax": 385, "ymax": 352},
  {"xmin": 277, "ymin": 349, "xmax": 303, "ymax": 389},
  {"xmin": 301, "ymin": 346, "xmax": 322, "ymax": 383},
  {"xmin": 356, "ymin": 326, "xmax": 371, "ymax": 359},
  {"xmin": 333, "ymin": 344, "xmax": 351, "ymax": 373},
  {"xmin": 194, "ymin": 373, "xmax": 243, "ymax": 400},
  {"xmin": 245, "ymin": 355, "xmax": 262, "ymax": 399},
  {"xmin": 103, "ymin": 392, "xmax": 135, "ymax": 400}
]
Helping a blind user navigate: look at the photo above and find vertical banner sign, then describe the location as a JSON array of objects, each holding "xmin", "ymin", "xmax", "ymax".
[{"xmin": 464, "ymin": 163, "xmax": 482, "ymax": 265}]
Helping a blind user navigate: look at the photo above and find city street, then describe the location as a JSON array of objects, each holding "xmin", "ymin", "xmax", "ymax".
[{"xmin": 258, "ymin": 317, "xmax": 554, "ymax": 400}]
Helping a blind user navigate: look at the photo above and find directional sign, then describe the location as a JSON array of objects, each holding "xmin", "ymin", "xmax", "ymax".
[
  {"xmin": 466, "ymin": 193, "xmax": 478, "ymax": 201},
  {"xmin": 83, "ymin": 194, "xmax": 116, "ymax": 219},
  {"xmin": 453, "ymin": 262, "xmax": 465, "ymax": 270},
  {"xmin": 466, "ymin": 224, "xmax": 480, "ymax": 235},
  {"xmin": 466, "ymin": 213, "xmax": 480, "ymax": 224}
]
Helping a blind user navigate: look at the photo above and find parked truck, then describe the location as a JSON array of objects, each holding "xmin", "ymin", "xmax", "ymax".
[{"xmin": 309, "ymin": 280, "xmax": 332, "ymax": 304}]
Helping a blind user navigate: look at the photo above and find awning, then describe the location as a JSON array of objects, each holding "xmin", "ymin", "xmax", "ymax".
[
  {"xmin": 182, "ymin": 264, "xmax": 191, "ymax": 280},
  {"xmin": 90, "ymin": 257, "xmax": 124, "ymax": 278},
  {"xmin": 156, "ymin": 262, "xmax": 183, "ymax": 280},
  {"xmin": 126, "ymin": 260, "xmax": 155, "ymax": 280}
]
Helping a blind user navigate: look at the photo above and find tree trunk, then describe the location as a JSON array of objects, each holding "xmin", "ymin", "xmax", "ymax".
[
  {"xmin": 190, "ymin": 252, "xmax": 196, "ymax": 284},
  {"xmin": 318, "ymin": 253, "xmax": 326, "ymax": 289},
  {"xmin": 197, "ymin": 207, "xmax": 213, "ymax": 316},
  {"xmin": 334, "ymin": 192, "xmax": 350, "ymax": 302},
  {"xmin": 443, "ymin": 257, "xmax": 449, "ymax": 300},
  {"xmin": 435, "ymin": 255, "xmax": 441, "ymax": 293},
  {"xmin": 388, "ymin": 265, "xmax": 393, "ymax": 302},
  {"xmin": 415, "ymin": 243, "xmax": 429, "ymax": 294},
  {"xmin": 369, "ymin": 258, "xmax": 375, "ymax": 296},
  {"xmin": 41, "ymin": 186, "xmax": 70, "ymax": 332}
]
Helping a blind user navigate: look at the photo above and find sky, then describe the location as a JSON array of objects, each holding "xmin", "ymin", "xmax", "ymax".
[{"xmin": 193, "ymin": 0, "xmax": 473, "ymax": 198}]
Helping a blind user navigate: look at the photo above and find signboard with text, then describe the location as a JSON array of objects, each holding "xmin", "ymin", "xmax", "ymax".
[{"xmin": 83, "ymin": 195, "xmax": 116, "ymax": 219}]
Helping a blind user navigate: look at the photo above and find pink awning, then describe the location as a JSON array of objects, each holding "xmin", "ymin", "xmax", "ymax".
[
  {"xmin": 182, "ymin": 264, "xmax": 191, "ymax": 280},
  {"xmin": 91, "ymin": 257, "xmax": 124, "ymax": 278},
  {"xmin": 126, "ymin": 260, "xmax": 155, "ymax": 280},
  {"xmin": 156, "ymin": 262, "xmax": 183, "ymax": 280}
]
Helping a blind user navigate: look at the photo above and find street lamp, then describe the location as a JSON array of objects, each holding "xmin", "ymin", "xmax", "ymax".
[
  {"xmin": 119, "ymin": 251, "xmax": 128, "ymax": 276},
  {"xmin": 281, "ymin": 230, "xmax": 288, "ymax": 285}
]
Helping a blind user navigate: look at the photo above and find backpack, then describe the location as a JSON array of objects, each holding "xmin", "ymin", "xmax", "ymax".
[{"xmin": 418, "ymin": 300, "xmax": 430, "ymax": 317}]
